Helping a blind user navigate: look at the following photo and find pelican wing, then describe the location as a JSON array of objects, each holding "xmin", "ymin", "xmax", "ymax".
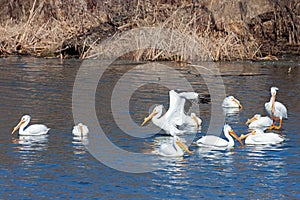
[
  {"xmin": 247, "ymin": 133, "xmax": 284, "ymax": 144},
  {"xmin": 177, "ymin": 91, "xmax": 199, "ymax": 100},
  {"xmin": 265, "ymin": 101, "xmax": 287, "ymax": 118},
  {"xmin": 163, "ymin": 90, "xmax": 185, "ymax": 126},
  {"xmin": 274, "ymin": 101, "xmax": 288, "ymax": 118},
  {"xmin": 264, "ymin": 102, "xmax": 272, "ymax": 116},
  {"xmin": 24, "ymin": 124, "xmax": 49, "ymax": 135},
  {"xmin": 163, "ymin": 90, "xmax": 200, "ymax": 128},
  {"xmin": 170, "ymin": 90, "xmax": 199, "ymax": 122},
  {"xmin": 196, "ymin": 135, "xmax": 228, "ymax": 147},
  {"xmin": 249, "ymin": 116, "xmax": 273, "ymax": 129}
]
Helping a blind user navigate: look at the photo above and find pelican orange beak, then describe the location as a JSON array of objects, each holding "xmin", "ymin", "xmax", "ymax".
[
  {"xmin": 271, "ymin": 93, "xmax": 276, "ymax": 114},
  {"xmin": 245, "ymin": 119, "xmax": 251, "ymax": 125},
  {"xmin": 251, "ymin": 130, "xmax": 257, "ymax": 135},
  {"xmin": 12, "ymin": 118, "xmax": 25, "ymax": 135},
  {"xmin": 191, "ymin": 115, "xmax": 200, "ymax": 128},
  {"xmin": 245, "ymin": 116, "xmax": 258, "ymax": 125},
  {"xmin": 141, "ymin": 109, "xmax": 158, "ymax": 126},
  {"xmin": 239, "ymin": 130, "xmax": 256, "ymax": 140},
  {"xmin": 176, "ymin": 139, "xmax": 193, "ymax": 155},
  {"xmin": 239, "ymin": 134, "xmax": 247, "ymax": 140},
  {"xmin": 232, "ymin": 98, "xmax": 243, "ymax": 109},
  {"xmin": 79, "ymin": 124, "xmax": 83, "ymax": 137},
  {"xmin": 229, "ymin": 130, "xmax": 244, "ymax": 146}
]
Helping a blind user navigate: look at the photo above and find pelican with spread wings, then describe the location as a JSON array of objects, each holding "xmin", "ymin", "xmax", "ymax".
[{"xmin": 141, "ymin": 90, "xmax": 203, "ymax": 134}]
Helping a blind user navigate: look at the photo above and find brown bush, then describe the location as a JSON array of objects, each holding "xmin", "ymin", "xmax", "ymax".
[{"xmin": 0, "ymin": 0, "xmax": 298, "ymax": 60}]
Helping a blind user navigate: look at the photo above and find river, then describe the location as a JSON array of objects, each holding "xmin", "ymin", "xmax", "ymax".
[{"xmin": 0, "ymin": 56, "xmax": 299, "ymax": 199}]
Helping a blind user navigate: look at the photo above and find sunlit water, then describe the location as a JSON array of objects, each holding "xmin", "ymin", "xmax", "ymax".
[{"xmin": 0, "ymin": 57, "xmax": 299, "ymax": 199}]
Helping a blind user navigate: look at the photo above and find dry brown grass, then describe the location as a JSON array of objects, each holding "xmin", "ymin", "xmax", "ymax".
[
  {"xmin": 95, "ymin": 4, "xmax": 261, "ymax": 61},
  {"xmin": 0, "ymin": 1, "xmax": 261, "ymax": 61},
  {"xmin": 0, "ymin": 0, "xmax": 102, "ymax": 58}
]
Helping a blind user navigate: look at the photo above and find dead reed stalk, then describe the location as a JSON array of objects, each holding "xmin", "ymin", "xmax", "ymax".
[{"xmin": 0, "ymin": 0, "xmax": 268, "ymax": 61}]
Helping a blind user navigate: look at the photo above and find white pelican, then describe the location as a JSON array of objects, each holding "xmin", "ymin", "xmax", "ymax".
[
  {"xmin": 245, "ymin": 114, "xmax": 273, "ymax": 130},
  {"xmin": 12, "ymin": 115, "xmax": 50, "ymax": 136},
  {"xmin": 239, "ymin": 129, "xmax": 284, "ymax": 145},
  {"xmin": 265, "ymin": 87, "xmax": 288, "ymax": 130},
  {"xmin": 141, "ymin": 90, "xmax": 202, "ymax": 134},
  {"xmin": 72, "ymin": 123, "xmax": 89, "ymax": 137},
  {"xmin": 196, "ymin": 124, "xmax": 244, "ymax": 148},
  {"xmin": 222, "ymin": 96, "xmax": 243, "ymax": 109},
  {"xmin": 158, "ymin": 135, "xmax": 192, "ymax": 157}
]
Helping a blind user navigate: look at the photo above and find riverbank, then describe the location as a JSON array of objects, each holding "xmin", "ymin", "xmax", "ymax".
[{"xmin": 0, "ymin": 0, "xmax": 299, "ymax": 61}]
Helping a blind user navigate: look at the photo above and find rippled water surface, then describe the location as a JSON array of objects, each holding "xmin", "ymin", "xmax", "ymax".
[{"xmin": 0, "ymin": 57, "xmax": 299, "ymax": 199}]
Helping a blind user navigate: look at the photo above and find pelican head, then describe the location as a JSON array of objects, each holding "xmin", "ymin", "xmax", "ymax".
[
  {"xmin": 229, "ymin": 96, "xmax": 243, "ymax": 109},
  {"xmin": 12, "ymin": 115, "xmax": 31, "ymax": 135},
  {"xmin": 141, "ymin": 105, "xmax": 163, "ymax": 126},
  {"xmin": 271, "ymin": 87, "xmax": 278, "ymax": 96},
  {"xmin": 245, "ymin": 114, "xmax": 261, "ymax": 125},
  {"xmin": 223, "ymin": 124, "xmax": 244, "ymax": 146}
]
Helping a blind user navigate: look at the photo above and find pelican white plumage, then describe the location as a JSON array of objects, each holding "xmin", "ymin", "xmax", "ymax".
[
  {"xmin": 12, "ymin": 115, "xmax": 50, "ymax": 136},
  {"xmin": 239, "ymin": 129, "xmax": 284, "ymax": 145},
  {"xmin": 141, "ymin": 90, "xmax": 202, "ymax": 134},
  {"xmin": 72, "ymin": 123, "xmax": 89, "ymax": 137},
  {"xmin": 158, "ymin": 135, "xmax": 192, "ymax": 157},
  {"xmin": 196, "ymin": 124, "xmax": 244, "ymax": 148},
  {"xmin": 245, "ymin": 114, "xmax": 273, "ymax": 130},
  {"xmin": 222, "ymin": 96, "xmax": 243, "ymax": 109},
  {"xmin": 265, "ymin": 87, "xmax": 287, "ymax": 130}
]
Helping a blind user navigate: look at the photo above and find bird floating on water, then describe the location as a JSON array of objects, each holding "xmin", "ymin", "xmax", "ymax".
[
  {"xmin": 265, "ymin": 87, "xmax": 287, "ymax": 130},
  {"xmin": 12, "ymin": 115, "xmax": 50, "ymax": 136},
  {"xmin": 245, "ymin": 114, "xmax": 273, "ymax": 130},
  {"xmin": 239, "ymin": 129, "xmax": 284, "ymax": 145},
  {"xmin": 72, "ymin": 123, "xmax": 89, "ymax": 137},
  {"xmin": 141, "ymin": 90, "xmax": 202, "ymax": 134},
  {"xmin": 222, "ymin": 96, "xmax": 243, "ymax": 109},
  {"xmin": 196, "ymin": 124, "xmax": 244, "ymax": 148},
  {"xmin": 157, "ymin": 126, "xmax": 193, "ymax": 157},
  {"xmin": 158, "ymin": 135, "xmax": 193, "ymax": 157}
]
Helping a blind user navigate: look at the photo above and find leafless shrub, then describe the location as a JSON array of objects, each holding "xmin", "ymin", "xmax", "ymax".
[{"xmin": 0, "ymin": 0, "xmax": 266, "ymax": 60}]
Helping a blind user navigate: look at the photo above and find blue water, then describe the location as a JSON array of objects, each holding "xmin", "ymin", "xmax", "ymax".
[{"xmin": 0, "ymin": 57, "xmax": 299, "ymax": 199}]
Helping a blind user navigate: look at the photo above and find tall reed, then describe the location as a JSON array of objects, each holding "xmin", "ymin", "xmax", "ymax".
[{"xmin": 3, "ymin": 0, "xmax": 296, "ymax": 61}]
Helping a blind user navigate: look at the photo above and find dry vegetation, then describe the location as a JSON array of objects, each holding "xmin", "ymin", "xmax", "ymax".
[
  {"xmin": 0, "ymin": 0, "xmax": 299, "ymax": 61},
  {"xmin": 248, "ymin": 0, "xmax": 300, "ymax": 55},
  {"xmin": 0, "ymin": 0, "xmax": 101, "ymax": 58}
]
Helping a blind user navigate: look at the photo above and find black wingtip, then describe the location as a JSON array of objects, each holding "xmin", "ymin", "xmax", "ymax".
[{"xmin": 198, "ymin": 93, "xmax": 211, "ymax": 104}]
